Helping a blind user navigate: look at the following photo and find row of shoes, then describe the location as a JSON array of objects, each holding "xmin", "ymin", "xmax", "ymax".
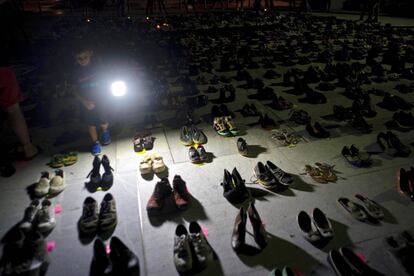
[
  {"xmin": 189, "ymin": 144, "xmax": 208, "ymax": 163},
  {"xmin": 139, "ymin": 153, "xmax": 166, "ymax": 174},
  {"xmin": 78, "ymin": 193, "xmax": 117, "ymax": 234},
  {"xmin": 213, "ymin": 116, "xmax": 239, "ymax": 136},
  {"xmin": 133, "ymin": 133, "xmax": 154, "ymax": 152},
  {"xmin": 304, "ymin": 163, "xmax": 338, "ymax": 183},
  {"xmin": 34, "ymin": 170, "xmax": 65, "ymax": 198},
  {"xmin": 147, "ymin": 175, "xmax": 189, "ymax": 212},
  {"xmin": 337, "ymin": 194, "xmax": 384, "ymax": 222},
  {"xmin": 173, "ymin": 222, "xmax": 213, "ymax": 273},
  {"xmin": 341, "ymin": 145, "xmax": 372, "ymax": 168},
  {"xmin": 297, "ymin": 208, "xmax": 333, "ymax": 245},
  {"xmin": 397, "ymin": 167, "xmax": 414, "ymax": 201},
  {"xmin": 19, "ymin": 199, "xmax": 56, "ymax": 233},
  {"xmin": 254, "ymin": 161, "xmax": 294, "ymax": 191},
  {"xmin": 87, "ymin": 155, "xmax": 114, "ymax": 188},
  {"xmin": 377, "ymin": 131, "xmax": 411, "ymax": 157},
  {"xmin": 180, "ymin": 125, "xmax": 207, "ymax": 145}
]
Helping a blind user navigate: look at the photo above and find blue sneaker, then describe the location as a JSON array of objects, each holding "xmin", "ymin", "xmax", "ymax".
[
  {"xmin": 91, "ymin": 141, "xmax": 102, "ymax": 156},
  {"xmin": 101, "ymin": 130, "xmax": 111, "ymax": 145}
]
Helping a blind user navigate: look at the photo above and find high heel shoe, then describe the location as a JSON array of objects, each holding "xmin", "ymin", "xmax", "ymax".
[{"xmin": 247, "ymin": 201, "xmax": 267, "ymax": 249}]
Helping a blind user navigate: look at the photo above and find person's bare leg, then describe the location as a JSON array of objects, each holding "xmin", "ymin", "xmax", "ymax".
[
  {"xmin": 5, "ymin": 103, "xmax": 38, "ymax": 158},
  {"xmin": 88, "ymin": 126, "xmax": 99, "ymax": 142},
  {"xmin": 100, "ymin": 122, "xmax": 109, "ymax": 132}
]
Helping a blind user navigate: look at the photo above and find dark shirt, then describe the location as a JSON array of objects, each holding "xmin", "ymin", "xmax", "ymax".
[{"xmin": 72, "ymin": 59, "xmax": 102, "ymax": 102}]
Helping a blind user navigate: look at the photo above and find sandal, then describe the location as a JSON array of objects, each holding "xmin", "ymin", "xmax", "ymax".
[
  {"xmin": 338, "ymin": 197, "xmax": 368, "ymax": 221},
  {"xmin": 315, "ymin": 163, "xmax": 338, "ymax": 182},
  {"xmin": 304, "ymin": 165, "xmax": 327, "ymax": 184},
  {"xmin": 354, "ymin": 194, "xmax": 384, "ymax": 219}
]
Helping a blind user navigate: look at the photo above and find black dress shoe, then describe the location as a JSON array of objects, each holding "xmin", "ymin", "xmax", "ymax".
[
  {"xmin": 110, "ymin": 236, "xmax": 140, "ymax": 275},
  {"xmin": 231, "ymin": 206, "xmax": 247, "ymax": 252},
  {"xmin": 247, "ymin": 201, "xmax": 267, "ymax": 249},
  {"xmin": 339, "ymin": 247, "xmax": 384, "ymax": 276}
]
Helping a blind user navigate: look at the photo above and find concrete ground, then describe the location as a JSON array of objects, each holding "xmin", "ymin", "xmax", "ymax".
[{"xmin": 1, "ymin": 12, "xmax": 414, "ymax": 276}]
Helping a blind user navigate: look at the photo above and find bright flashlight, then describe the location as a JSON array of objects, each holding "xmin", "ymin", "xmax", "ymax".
[{"xmin": 111, "ymin": 81, "xmax": 126, "ymax": 97}]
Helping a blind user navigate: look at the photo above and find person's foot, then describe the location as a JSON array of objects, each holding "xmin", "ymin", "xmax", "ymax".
[
  {"xmin": 101, "ymin": 130, "xmax": 111, "ymax": 145},
  {"xmin": 91, "ymin": 141, "xmax": 102, "ymax": 156}
]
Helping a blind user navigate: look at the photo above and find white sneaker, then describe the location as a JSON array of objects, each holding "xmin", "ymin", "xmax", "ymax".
[
  {"xmin": 36, "ymin": 199, "xmax": 56, "ymax": 233},
  {"xmin": 49, "ymin": 169, "xmax": 65, "ymax": 196},
  {"xmin": 19, "ymin": 200, "xmax": 40, "ymax": 230},
  {"xmin": 139, "ymin": 154, "xmax": 153, "ymax": 175},
  {"xmin": 173, "ymin": 224, "xmax": 192, "ymax": 273},
  {"xmin": 34, "ymin": 172, "xmax": 50, "ymax": 198},
  {"xmin": 152, "ymin": 153, "xmax": 166, "ymax": 173}
]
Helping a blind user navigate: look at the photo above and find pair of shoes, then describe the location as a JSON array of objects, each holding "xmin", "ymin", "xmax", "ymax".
[
  {"xmin": 49, "ymin": 152, "xmax": 78, "ymax": 168},
  {"xmin": 348, "ymin": 116, "xmax": 372, "ymax": 133},
  {"xmin": 289, "ymin": 110, "xmax": 311, "ymax": 125},
  {"xmin": 133, "ymin": 133, "xmax": 154, "ymax": 152},
  {"xmin": 268, "ymin": 266, "xmax": 295, "ymax": 276},
  {"xmin": 254, "ymin": 161, "xmax": 290, "ymax": 191},
  {"xmin": 384, "ymin": 232, "xmax": 414, "ymax": 274},
  {"xmin": 306, "ymin": 122, "xmax": 330, "ymax": 138},
  {"xmin": 337, "ymin": 195, "xmax": 384, "ymax": 222},
  {"xmin": 221, "ymin": 168, "xmax": 249, "ymax": 205},
  {"xmin": 78, "ymin": 194, "xmax": 117, "ymax": 234},
  {"xmin": 189, "ymin": 145, "xmax": 207, "ymax": 163},
  {"xmin": 19, "ymin": 199, "xmax": 56, "ymax": 233},
  {"xmin": 377, "ymin": 93, "xmax": 413, "ymax": 111},
  {"xmin": 259, "ymin": 113, "xmax": 278, "ymax": 130},
  {"xmin": 297, "ymin": 208, "xmax": 333, "ymax": 244},
  {"xmin": 147, "ymin": 176, "xmax": 189, "ymax": 211},
  {"xmin": 34, "ymin": 170, "xmax": 65, "ymax": 197},
  {"xmin": 393, "ymin": 111, "xmax": 414, "ymax": 129},
  {"xmin": 341, "ymin": 145, "xmax": 372, "ymax": 167},
  {"xmin": 174, "ymin": 221, "xmax": 213, "ymax": 273},
  {"xmin": 397, "ymin": 168, "xmax": 414, "ymax": 201},
  {"xmin": 232, "ymin": 201, "xmax": 267, "ymax": 251},
  {"xmin": 240, "ymin": 103, "xmax": 259, "ymax": 117},
  {"xmin": 180, "ymin": 126, "xmax": 207, "ymax": 145},
  {"xmin": 87, "ymin": 155, "xmax": 114, "ymax": 189},
  {"xmin": 328, "ymin": 247, "xmax": 383, "ymax": 276},
  {"xmin": 213, "ymin": 116, "xmax": 239, "ymax": 136},
  {"xmin": 139, "ymin": 153, "xmax": 166, "ymax": 174},
  {"xmin": 377, "ymin": 131, "xmax": 411, "ymax": 157},
  {"xmin": 91, "ymin": 237, "xmax": 139, "ymax": 276},
  {"xmin": 304, "ymin": 163, "xmax": 337, "ymax": 183},
  {"xmin": 237, "ymin": 138, "xmax": 248, "ymax": 156}
]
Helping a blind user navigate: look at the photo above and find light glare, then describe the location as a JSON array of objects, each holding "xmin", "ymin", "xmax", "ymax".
[{"xmin": 111, "ymin": 81, "xmax": 126, "ymax": 97}]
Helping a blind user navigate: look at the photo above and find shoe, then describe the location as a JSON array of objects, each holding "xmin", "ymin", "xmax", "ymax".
[
  {"xmin": 224, "ymin": 116, "xmax": 239, "ymax": 135},
  {"xmin": 142, "ymin": 135, "xmax": 154, "ymax": 150},
  {"xmin": 337, "ymin": 197, "xmax": 368, "ymax": 221},
  {"xmin": 197, "ymin": 145, "xmax": 208, "ymax": 162},
  {"xmin": 173, "ymin": 224, "xmax": 192, "ymax": 273},
  {"xmin": 268, "ymin": 268, "xmax": 282, "ymax": 276},
  {"xmin": 221, "ymin": 169, "xmax": 248, "ymax": 205},
  {"xmin": 20, "ymin": 200, "xmax": 40, "ymax": 231},
  {"xmin": 312, "ymin": 208, "xmax": 333, "ymax": 239},
  {"xmin": 349, "ymin": 116, "xmax": 372, "ymax": 133},
  {"xmin": 110, "ymin": 236, "xmax": 140, "ymax": 275},
  {"xmin": 339, "ymin": 247, "xmax": 383, "ymax": 276},
  {"xmin": 397, "ymin": 168, "xmax": 414, "ymax": 201},
  {"xmin": 21, "ymin": 231, "xmax": 49, "ymax": 273},
  {"xmin": 266, "ymin": 161, "xmax": 293, "ymax": 185},
  {"xmin": 354, "ymin": 194, "xmax": 384, "ymax": 219},
  {"xmin": 259, "ymin": 114, "xmax": 278, "ymax": 130},
  {"xmin": 297, "ymin": 211, "xmax": 322, "ymax": 243},
  {"xmin": 213, "ymin": 117, "xmax": 230, "ymax": 136},
  {"xmin": 306, "ymin": 122, "xmax": 330, "ymax": 138},
  {"xmin": 101, "ymin": 155, "xmax": 114, "ymax": 189},
  {"xmin": 173, "ymin": 175, "xmax": 189, "ymax": 210},
  {"xmin": 247, "ymin": 201, "xmax": 267, "ymax": 249},
  {"xmin": 92, "ymin": 141, "xmax": 102, "ymax": 156},
  {"xmin": 90, "ymin": 239, "xmax": 110, "ymax": 276},
  {"xmin": 189, "ymin": 221, "xmax": 214, "ymax": 269},
  {"xmin": 139, "ymin": 154, "xmax": 153, "ymax": 175},
  {"xmin": 180, "ymin": 126, "xmax": 193, "ymax": 146},
  {"xmin": 133, "ymin": 135, "xmax": 144, "ymax": 152},
  {"xmin": 393, "ymin": 111, "xmax": 414, "ymax": 129},
  {"xmin": 36, "ymin": 199, "xmax": 56, "ymax": 233},
  {"xmin": 151, "ymin": 153, "xmax": 166, "ymax": 173},
  {"xmin": 189, "ymin": 146, "xmax": 200, "ymax": 163},
  {"xmin": 191, "ymin": 127, "xmax": 207, "ymax": 144},
  {"xmin": 34, "ymin": 172, "xmax": 50, "ymax": 198},
  {"xmin": 231, "ymin": 206, "xmax": 246, "ymax": 252},
  {"xmin": 282, "ymin": 266, "xmax": 295, "ymax": 276},
  {"xmin": 99, "ymin": 193, "xmax": 117, "ymax": 231},
  {"xmin": 387, "ymin": 131, "xmax": 412, "ymax": 157},
  {"xmin": 254, "ymin": 162, "xmax": 277, "ymax": 188},
  {"xmin": 79, "ymin": 197, "xmax": 99, "ymax": 233},
  {"xmin": 237, "ymin": 138, "xmax": 248, "ymax": 156},
  {"xmin": 146, "ymin": 178, "xmax": 172, "ymax": 211},
  {"xmin": 87, "ymin": 156, "xmax": 102, "ymax": 185},
  {"xmin": 101, "ymin": 130, "xmax": 111, "ymax": 145},
  {"xmin": 49, "ymin": 169, "xmax": 65, "ymax": 196},
  {"xmin": 328, "ymin": 249, "xmax": 354, "ymax": 276}
]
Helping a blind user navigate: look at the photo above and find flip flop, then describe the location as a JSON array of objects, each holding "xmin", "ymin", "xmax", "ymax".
[
  {"xmin": 354, "ymin": 194, "xmax": 384, "ymax": 219},
  {"xmin": 338, "ymin": 197, "xmax": 368, "ymax": 221}
]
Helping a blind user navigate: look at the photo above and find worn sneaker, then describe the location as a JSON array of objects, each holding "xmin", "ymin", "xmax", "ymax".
[
  {"xmin": 146, "ymin": 178, "xmax": 172, "ymax": 211},
  {"xmin": 36, "ymin": 199, "xmax": 56, "ymax": 233},
  {"xmin": 110, "ymin": 236, "xmax": 140, "ymax": 275},
  {"xmin": 237, "ymin": 138, "xmax": 248, "ymax": 156},
  {"xmin": 189, "ymin": 221, "xmax": 213, "ymax": 269},
  {"xmin": 90, "ymin": 238, "xmax": 110, "ymax": 276},
  {"xmin": 91, "ymin": 141, "xmax": 102, "ymax": 156},
  {"xmin": 266, "ymin": 161, "xmax": 294, "ymax": 185},
  {"xmin": 180, "ymin": 126, "xmax": 193, "ymax": 146},
  {"xmin": 79, "ymin": 197, "xmax": 99, "ymax": 234},
  {"xmin": 101, "ymin": 155, "xmax": 114, "ymax": 189},
  {"xmin": 87, "ymin": 156, "xmax": 102, "ymax": 185},
  {"xmin": 49, "ymin": 169, "xmax": 65, "ymax": 196},
  {"xmin": 99, "ymin": 193, "xmax": 117, "ymax": 231},
  {"xmin": 191, "ymin": 127, "xmax": 207, "ymax": 144},
  {"xmin": 174, "ymin": 224, "xmax": 193, "ymax": 273},
  {"xmin": 254, "ymin": 162, "xmax": 277, "ymax": 188},
  {"xmin": 34, "ymin": 172, "xmax": 50, "ymax": 198},
  {"xmin": 151, "ymin": 153, "xmax": 166, "ymax": 173},
  {"xmin": 189, "ymin": 146, "xmax": 200, "ymax": 163},
  {"xmin": 173, "ymin": 175, "xmax": 189, "ymax": 210},
  {"xmin": 19, "ymin": 200, "xmax": 40, "ymax": 231},
  {"xmin": 142, "ymin": 135, "xmax": 154, "ymax": 150},
  {"xmin": 197, "ymin": 145, "xmax": 208, "ymax": 162},
  {"xmin": 101, "ymin": 130, "xmax": 111, "ymax": 145}
]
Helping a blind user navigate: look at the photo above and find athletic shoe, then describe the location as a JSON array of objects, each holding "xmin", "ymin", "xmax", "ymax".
[
  {"xmin": 36, "ymin": 199, "xmax": 56, "ymax": 233},
  {"xmin": 173, "ymin": 175, "xmax": 189, "ymax": 210},
  {"xmin": 146, "ymin": 178, "xmax": 172, "ymax": 211},
  {"xmin": 99, "ymin": 193, "xmax": 117, "ymax": 231},
  {"xmin": 91, "ymin": 141, "xmax": 102, "ymax": 156},
  {"xmin": 266, "ymin": 161, "xmax": 293, "ymax": 185},
  {"xmin": 110, "ymin": 236, "xmax": 140, "ymax": 275},
  {"xmin": 180, "ymin": 126, "xmax": 193, "ymax": 146},
  {"xmin": 101, "ymin": 130, "xmax": 111, "ymax": 145},
  {"xmin": 87, "ymin": 156, "xmax": 102, "ymax": 185},
  {"xmin": 19, "ymin": 200, "xmax": 40, "ymax": 231},
  {"xmin": 197, "ymin": 145, "xmax": 208, "ymax": 162},
  {"xmin": 191, "ymin": 127, "xmax": 207, "ymax": 144},
  {"xmin": 101, "ymin": 155, "xmax": 114, "ymax": 189},
  {"xmin": 133, "ymin": 135, "xmax": 144, "ymax": 152},
  {"xmin": 139, "ymin": 154, "xmax": 153, "ymax": 175},
  {"xmin": 189, "ymin": 146, "xmax": 200, "ymax": 163},
  {"xmin": 34, "ymin": 172, "xmax": 50, "ymax": 198},
  {"xmin": 79, "ymin": 197, "xmax": 99, "ymax": 233},
  {"xmin": 254, "ymin": 162, "xmax": 277, "ymax": 188},
  {"xmin": 173, "ymin": 224, "xmax": 193, "ymax": 273},
  {"xmin": 90, "ymin": 239, "xmax": 110, "ymax": 276},
  {"xmin": 15, "ymin": 231, "xmax": 49, "ymax": 274},
  {"xmin": 189, "ymin": 221, "xmax": 213, "ymax": 269},
  {"xmin": 142, "ymin": 135, "xmax": 154, "ymax": 150},
  {"xmin": 49, "ymin": 169, "xmax": 65, "ymax": 196},
  {"xmin": 151, "ymin": 153, "xmax": 166, "ymax": 173},
  {"xmin": 237, "ymin": 138, "xmax": 248, "ymax": 156},
  {"xmin": 297, "ymin": 211, "xmax": 322, "ymax": 243},
  {"xmin": 312, "ymin": 208, "xmax": 334, "ymax": 239}
]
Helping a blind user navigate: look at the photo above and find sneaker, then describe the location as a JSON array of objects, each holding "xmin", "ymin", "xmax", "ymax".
[
  {"xmin": 254, "ymin": 162, "xmax": 277, "ymax": 188},
  {"xmin": 180, "ymin": 126, "xmax": 193, "ymax": 146},
  {"xmin": 139, "ymin": 154, "xmax": 153, "ymax": 175},
  {"xmin": 110, "ymin": 236, "xmax": 140, "ymax": 275},
  {"xmin": 34, "ymin": 172, "xmax": 50, "ymax": 198},
  {"xmin": 99, "ymin": 193, "xmax": 117, "ymax": 231},
  {"xmin": 146, "ymin": 178, "xmax": 172, "ymax": 211},
  {"xmin": 49, "ymin": 169, "xmax": 65, "ymax": 196},
  {"xmin": 224, "ymin": 116, "xmax": 239, "ymax": 135},
  {"xmin": 173, "ymin": 175, "xmax": 189, "ymax": 210},
  {"xmin": 312, "ymin": 208, "xmax": 334, "ymax": 239},
  {"xmin": 213, "ymin": 117, "xmax": 230, "ymax": 136},
  {"xmin": 173, "ymin": 224, "xmax": 193, "ymax": 273},
  {"xmin": 19, "ymin": 200, "xmax": 40, "ymax": 231},
  {"xmin": 101, "ymin": 155, "xmax": 114, "ymax": 189},
  {"xmin": 142, "ymin": 135, "xmax": 154, "ymax": 150},
  {"xmin": 237, "ymin": 138, "xmax": 248, "ymax": 156},
  {"xmin": 101, "ymin": 130, "xmax": 111, "ymax": 145},
  {"xmin": 20, "ymin": 231, "xmax": 49, "ymax": 274},
  {"xmin": 133, "ymin": 135, "xmax": 144, "ymax": 152},
  {"xmin": 87, "ymin": 156, "xmax": 102, "ymax": 185},
  {"xmin": 91, "ymin": 239, "xmax": 110, "ymax": 276},
  {"xmin": 151, "ymin": 153, "xmax": 166, "ymax": 173},
  {"xmin": 36, "ymin": 199, "xmax": 56, "ymax": 233},
  {"xmin": 297, "ymin": 211, "xmax": 322, "ymax": 243},
  {"xmin": 79, "ymin": 197, "xmax": 99, "ymax": 234},
  {"xmin": 266, "ymin": 161, "xmax": 294, "ymax": 185},
  {"xmin": 197, "ymin": 145, "xmax": 208, "ymax": 162},
  {"xmin": 191, "ymin": 127, "xmax": 207, "ymax": 144},
  {"xmin": 92, "ymin": 141, "xmax": 102, "ymax": 156},
  {"xmin": 188, "ymin": 221, "xmax": 213, "ymax": 269},
  {"xmin": 189, "ymin": 146, "xmax": 200, "ymax": 163}
]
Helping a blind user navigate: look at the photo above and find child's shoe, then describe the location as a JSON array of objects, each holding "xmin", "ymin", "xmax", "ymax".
[
  {"xmin": 101, "ymin": 130, "xmax": 111, "ymax": 145},
  {"xmin": 91, "ymin": 141, "xmax": 102, "ymax": 156}
]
